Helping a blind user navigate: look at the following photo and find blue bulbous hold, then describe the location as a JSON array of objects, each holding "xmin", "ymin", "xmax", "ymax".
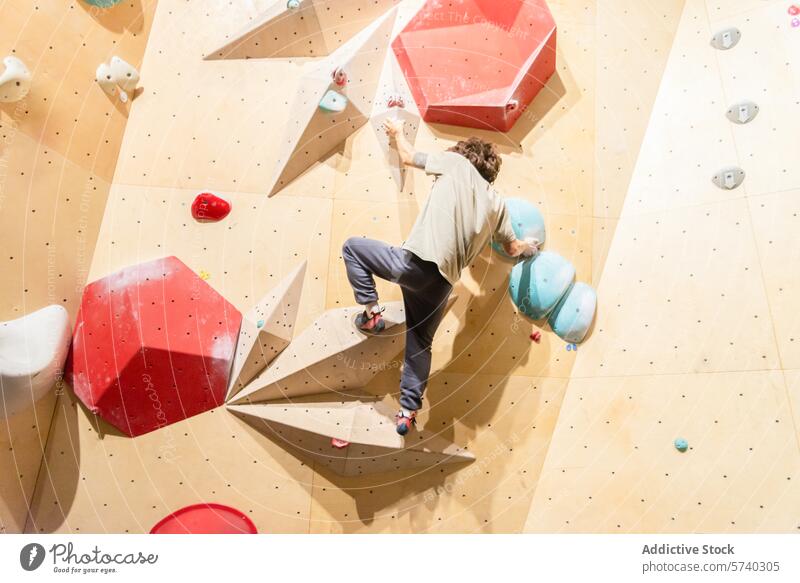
[
  {"xmin": 508, "ymin": 251, "xmax": 575, "ymax": 320},
  {"xmin": 492, "ymin": 198, "xmax": 546, "ymax": 257},
  {"xmin": 83, "ymin": 0, "xmax": 125, "ymax": 7},
  {"xmin": 319, "ymin": 89, "xmax": 348, "ymax": 113},
  {"xmin": 548, "ymin": 282, "xmax": 597, "ymax": 344}
]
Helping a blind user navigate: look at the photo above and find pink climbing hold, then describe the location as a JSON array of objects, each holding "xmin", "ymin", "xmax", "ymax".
[
  {"xmin": 789, "ymin": 5, "xmax": 800, "ymax": 16},
  {"xmin": 191, "ymin": 192, "xmax": 231, "ymax": 222},
  {"xmin": 332, "ymin": 67, "xmax": 348, "ymax": 87},
  {"xmin": 66, "ymin": 256, "xmax": 242, "ymax": 437},
  {"xmin": 387, "ymin": 95, "xmax": 405, "ymax": 108},
  {"xmin": 331, "ymin": 437, "xmax": 350, "ymax": 449}
]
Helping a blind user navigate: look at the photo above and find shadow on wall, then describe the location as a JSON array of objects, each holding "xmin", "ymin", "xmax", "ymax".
[
  {"xmin": 22, "ymin": 390, "xmax": 84, "ymax": 533},
  {"xmin": 77, "ymin": 0, "xmax": 146, "ymax": 35},
  {"xmin": 426, "ymin": 71, "xmax": 568, "ymax": 155}
]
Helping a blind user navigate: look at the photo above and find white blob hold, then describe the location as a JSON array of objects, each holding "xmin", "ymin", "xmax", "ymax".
[
  {"xmin": 95, "ymin": 62, "xmax": 117, "ymax": 96},
  {"xmin": 110, "ymin": 56, "xmax": 139, "ymax": 93},
  {"xmin": 0, "ymin": 56, "xmax": 32, "ymax": 103}
]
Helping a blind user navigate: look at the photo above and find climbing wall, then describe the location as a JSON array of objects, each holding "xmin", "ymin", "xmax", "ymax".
[
  {"xmin": 18, "ymin": 0, "xmax": 688, "ymax": 534},
  {"xmin": 524, "ymin": 0, "xmax": 800, "ymax": 532},
  {"xmin": 0, "ymin": 0, "xmax": 155, "ymax": 534}
]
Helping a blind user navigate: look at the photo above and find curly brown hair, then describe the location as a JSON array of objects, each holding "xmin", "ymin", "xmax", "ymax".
[{"xmin": 448, "ymin": 137, "xmax": 503, "ymax": 183}]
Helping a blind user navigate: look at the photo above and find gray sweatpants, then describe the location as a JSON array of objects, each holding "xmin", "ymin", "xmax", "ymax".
[{"xmin": 341, "ymin": 237, "xmax": 453, "ymax": 411}]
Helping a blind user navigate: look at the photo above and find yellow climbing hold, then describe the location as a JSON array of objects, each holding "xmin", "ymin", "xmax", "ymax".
[{"xmin": 199, "ymin": 270, "xmax": 211, "ymax": 281}]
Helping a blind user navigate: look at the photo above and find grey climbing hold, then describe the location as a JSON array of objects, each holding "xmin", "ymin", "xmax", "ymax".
[
  {"xmin": 710, "ymin": 27, "xmax": 741, "ymax": 50},
  {"xmin": 726, "ymin": 101, "xmax": 759, "ymax": 124},
  {"xmin": 674, "ymin": 438, "xmax": 689, "ymax": 452},
  {"xmin": 712, "ymin": 167, "xmax": 745, "ymax": 190}
]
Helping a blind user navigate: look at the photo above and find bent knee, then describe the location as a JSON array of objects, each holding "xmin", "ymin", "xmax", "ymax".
[{"xmin": 342, "ymin": 237, "xmax": 358, "ymax": 257}]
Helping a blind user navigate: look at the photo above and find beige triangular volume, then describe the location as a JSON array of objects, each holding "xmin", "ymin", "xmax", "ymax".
[
  {"xmin": 231, "ymin": 295, "xmax": 458, "ymax": 404},
  {"xmin": 205, "ymin": 0, "xmax": 401, "ymax": 60},
  {"xmin": 228, "ymin": 398, "xmax": 475, "ymax": 476},
  {"xmin": 230, "ymin": 301, "xmax": 407, "ymax": 404},
  {"xmin": 370, "ymin": 55, "xmax": 421, "ymax": 190},
  {"xmin": 266, "ymin": 7, "xmax": 399, "ymax": 197},
  {"xmin": 226, "ymin": 262, "xmax": 307, "ymax": 402}
]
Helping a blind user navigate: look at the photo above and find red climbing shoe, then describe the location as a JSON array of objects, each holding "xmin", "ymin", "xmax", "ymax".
[
  {"xmin": 354, "ymin": 307, "xmax": 385, "ymax": 335},
  {"xmin": 395, "ymin": 410, "xmax": 417, "ymax": 436}
]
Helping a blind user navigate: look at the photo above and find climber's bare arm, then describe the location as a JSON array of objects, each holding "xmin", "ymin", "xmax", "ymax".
[{"xmin": 382, "ymin": 119, "xmax": 418, "ymax": 167}]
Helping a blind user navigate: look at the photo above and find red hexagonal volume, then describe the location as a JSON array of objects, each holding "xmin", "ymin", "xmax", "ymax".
[
  {"xmin": 67, "ymin": 257, "xmax": 242, "ymax": 437},
  {"xmin": 393, "ymin": 0, "xmax": 557, "ymax": 132}
]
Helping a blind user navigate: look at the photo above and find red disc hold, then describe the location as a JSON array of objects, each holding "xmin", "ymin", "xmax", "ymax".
[
  {"xmin": 191, "ymin": 192, "xmax": 231, "ymax": 222},
  {"xmin": 150, "ymin": 503, "xmax": 257, "ymax": 534}
]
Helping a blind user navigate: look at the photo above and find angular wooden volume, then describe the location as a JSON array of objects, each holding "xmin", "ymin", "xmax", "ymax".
[
  {"xmin": 226, "ymin": 261, "xmax": 307, "ymax": 401},
  {"xmin": 267, "ymin": 7, "xmax": 398, "ymax": 196},
  {"xmin": 205, "ymin": 0, "xmax": 402, "ymax": 60},
  {"xmin": 228, "ymin": 398, "xmax": 475, "ymax": 476},
  {"xmin": 230, "ymin": 301, "xmax": 407, "ymax": 403}
]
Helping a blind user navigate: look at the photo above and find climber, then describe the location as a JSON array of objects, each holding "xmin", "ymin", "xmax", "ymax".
[{"xmin": 341, "ymin": 119, "xmax": 540, "ymax": 436}]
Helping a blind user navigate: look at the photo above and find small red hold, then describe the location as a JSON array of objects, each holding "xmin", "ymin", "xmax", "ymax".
[
  {"xmin": 332, "ymin": 67, "xmax": 348, "ymax": 87},
  {"xmin": 387, "ymin": 95, "xmax": 405, "ymax": 108},
  {"xmin": 331, "ymin": 437, "xmax": 350, "ymax": 449},
  {"xmin": 789, "ymin": 5, "xmax": 800, "ymax": 16},
  {"xmin": 191, "ymin": 192, "xmax": 231, "ymax": 222},
  {"xmin": 530, "ymin": 331, "xmax": 542, "ymax": 343}
]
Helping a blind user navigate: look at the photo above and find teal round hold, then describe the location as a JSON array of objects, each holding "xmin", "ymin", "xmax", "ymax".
[
  {"xmin": 491, "ymin": 198, "xmax": 546, "ymax": 258},
  {"xmin": 508, "ymin": 251, "xmax": 575, "ymax": 320},
  {"xmin": 674, "ymin": 438, "xmax": 689, "ymax": 452},
  {"xmin": 83, "ymin": 0, "xmax": 125, "ymax": 7},
  {"xmin": 548, "ymin": 282, "xmax": 597, "ymax": 344}
]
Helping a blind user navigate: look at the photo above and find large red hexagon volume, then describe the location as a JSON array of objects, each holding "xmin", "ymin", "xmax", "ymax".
[
  {"xmin": 393, "ymin": 0, "xmax": 557, "ymax": 132},
  {"xmin": 67, "ymin": 256, "xmax": 242, "ymax": 437}
]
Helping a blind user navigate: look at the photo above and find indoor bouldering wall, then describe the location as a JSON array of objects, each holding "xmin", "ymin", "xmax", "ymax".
[
  {"xmin": 9, "ymin": 0, "xmax": 691, "ymax": 533},
  {"xmin": 0, "ymin": 0, "xmax": 156, "ymax": 533}
]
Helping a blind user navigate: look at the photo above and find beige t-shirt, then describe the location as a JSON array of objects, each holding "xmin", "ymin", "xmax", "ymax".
[{"xmin": 402, "ymin": 151, "xmax": 516, "ymax": 286}]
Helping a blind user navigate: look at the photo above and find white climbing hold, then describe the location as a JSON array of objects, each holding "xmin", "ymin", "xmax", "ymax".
[
  {"xmin": 95, "ymin": 63, "xmax": 117, "ymax": 97},
  {"xmin": 0, "ymin": 305, "xmax": 71, "ymax": 419},
  {"xmin": 96, "ymin": 56, "xmax": 139, "ymax": 103},
  {"xmin": 710, "ymin": 27, "xmax": 741, "ymax": 50},
  {"xmin": 712, "ymin": 167, "xmax": 745, "ymax": 190},
  {"xmin": 110, "ymin": 56, "xmax": 139, "ymax": 93},
  {"xmin": 726, "ymin": 101, "xmax": 759, "ymax": 125},
  {"xmin": 0, "ymin": 56, "xmax": 32, "ymax": 103}
]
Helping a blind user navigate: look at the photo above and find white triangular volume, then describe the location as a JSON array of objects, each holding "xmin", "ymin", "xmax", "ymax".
[
  {"xmin": 226, "ymin": 262, "xmax": 307, "ymax": 401},
  {"xmin": 0, "ymin": 56, "xmax": 31, "ymax": 103},
  {"xmin": 204, "ymin": 0, "xmax": 402, "ymax": 60},
  {"xmin": 371, "ymin": 107, "xmax": 420, "ymax": 190},
  {"xmin": 1, "ymin": 305, "xmax": 71, "ymax": 419},
  {"xmin": 228, "ymin": 399, "xmax": 475, "ymax": 476},
  {"xmin": 230, "ymin": 302, "xmax": 407, "ymax": 404},
  {"xmin": 267, "ymin": 7, "xmax": 399, "ymax": 196},
  {"xmin": 371, "ymin": 54, "xmax": 420, "ymax": 118}
]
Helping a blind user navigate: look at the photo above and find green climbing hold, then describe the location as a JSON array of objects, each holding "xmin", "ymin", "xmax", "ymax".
[
  {"xmin": 319, "ymin": 90, "xmax": 348, "ymax": 113},
  {"xmin": 674, "ymin": 438, "xmax": 688, "ymax": 452},
  {"xmin": 256, "ymin": 319, "xmax": 265, "ymax": 329}
]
